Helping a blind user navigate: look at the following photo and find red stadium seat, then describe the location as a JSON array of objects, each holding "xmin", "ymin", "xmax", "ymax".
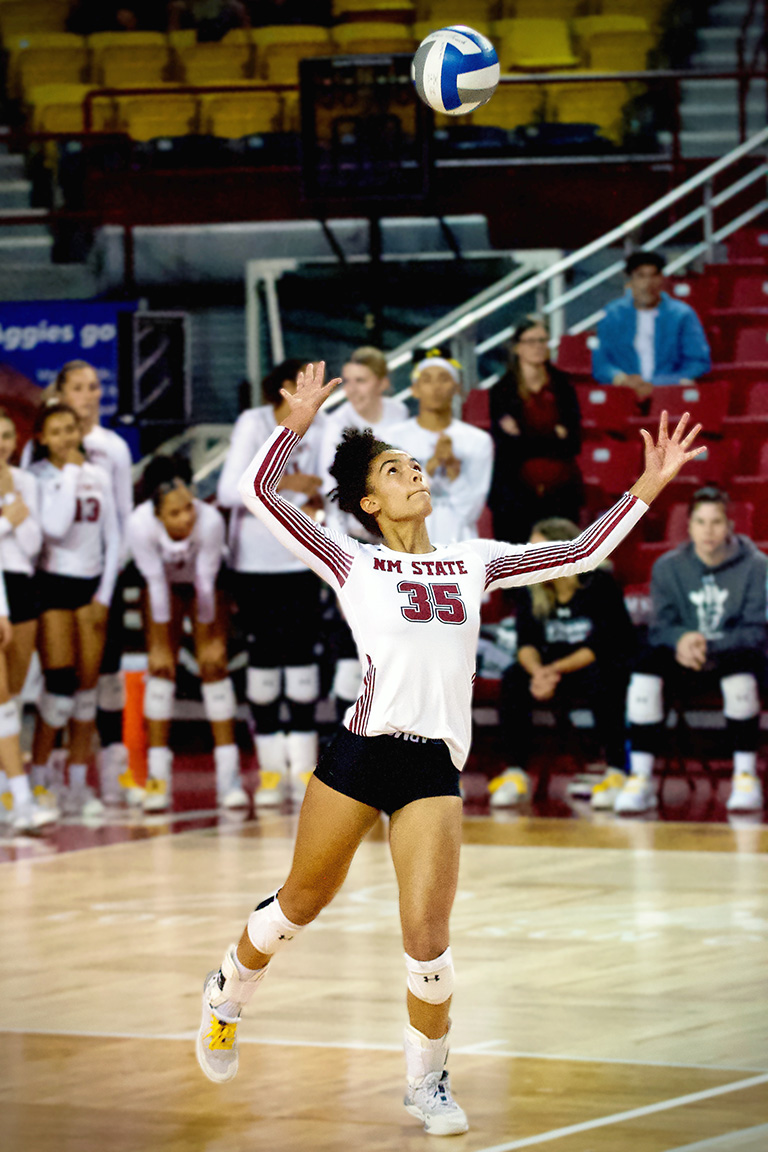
[
  {"xmin": 579, "ymin": 436, "xmax": 642, "ymax": 494},
  {"xmin": 734, "ymin": 327, "xmax": 768, "ymax": 364},
  {"xmin": 462, "ymin": 387, "xmax": 490, "ymax": 430},
  {"xmin": 726, "ymin": 226, "xmax": 768, "ymax": 262},
  {"xmin": 668, "ymin": 274, "xmax": 719, "ymax": 321},
  {"xmin": 727, "ymin": 273, "xmax": 768, "ymax": 308},
  {"xmin": 625, "ymin": 382, "xmax": 732, "ymax": 439},
  {"xmin": 555, "ymin": 332, "xmax": 594, "ymax": 376},
  {"xmin": 574, "ymin": 382, "xmax": 640, "ymax": 433},
  {"xmin": 730, "ymin": 477, "xmax": 768, "ymax": 537}
]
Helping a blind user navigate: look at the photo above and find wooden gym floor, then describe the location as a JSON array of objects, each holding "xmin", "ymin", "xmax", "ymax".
[{"xmin": 1, "ymin": 758, "xmax": 767, "ymax": 1152}]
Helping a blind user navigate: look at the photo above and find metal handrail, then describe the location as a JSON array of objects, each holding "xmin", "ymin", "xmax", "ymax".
[{"xmin": 384, "ymin": 125, "xmax": 768, "ymax": 383}]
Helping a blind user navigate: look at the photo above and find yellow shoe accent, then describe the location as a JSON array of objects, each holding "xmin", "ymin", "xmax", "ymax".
[
  {"xmin": 118, "ymin": 769, "xmax": 138, "ymax": 790},
  {"xmin": 299, "ymin": 770, "xmax": 313, "ymax": 788},
  {"xmin": 204, "ymin": 1015, "xmax": 237, "ymax": 1051},
  {"xmin": 258, "ymin": 771, "xmax": 282, "ymax": 791},
  {"xmin": 1, "ymin": 790, "xmax": 12, "ymax": 812},
  {"xmin": 593, "ymin": 770, "xmax": 625, "ymax": 795},
  {"xmin": 489, "ymin": 771, "xmax": 526, "ymax": 795},
  {"xmin": 145, "ymin": 778, "xmax": 167, "ymax": 796}
]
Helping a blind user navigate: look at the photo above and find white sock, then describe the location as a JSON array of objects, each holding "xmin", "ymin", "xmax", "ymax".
[
  {"xmin": 9, "ymin": 773, "xmax": 32, "ymax": 808},
  {"xmin": 629, "ymin": 751, "xmax": 654, "ymax": 780},
  {"xmin": 0, "ymin": 768, "xmax": 7, "ymax": 793},
  {"xmin": 214, "ymin": 743, "xmax": 240, "ymax": 795},
  {"xmin": 69, "ymin": 763, "xmax": 87, "ymax": 790},
  {"xmin": 286, "ymin": 730, "xmax": 318, "ymax": 777},
  {"xmin": 733, "ymin": 751, "xmax": 757, "ymax": 777},
  {"xmin": 29, "ymin": 764, "xmax": 47, "ymax": 790},
  {"xmin": 255, "ymin": 732, "xmax": 287, "ymax": 775},
  {"xmin": 148, "ymin": 746, "xmax": 173, "ymax": 782}
]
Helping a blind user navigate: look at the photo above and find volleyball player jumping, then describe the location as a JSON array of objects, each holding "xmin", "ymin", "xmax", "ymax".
[{"xmin": 197, "ymin": 363, "xmax": 704, "ymax": 1136}]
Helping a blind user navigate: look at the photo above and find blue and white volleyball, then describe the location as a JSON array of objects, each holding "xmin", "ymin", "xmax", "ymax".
[{"xmin": 411, "ymin": 25, "xmax": 499, "ymax": 116}]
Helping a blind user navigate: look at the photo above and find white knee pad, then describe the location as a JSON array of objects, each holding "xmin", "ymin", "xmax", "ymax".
[
  {"xmin": 247, "ymin": 892, "xmax": 305, "ymax": 957},
  {"xmin": 405, "ymin": 947, "xmax": 454, "ymax": 1006},
  {"xmin": 0, "ymin": 698, "xmax": 20, "ymax": 738},
  {"xmin": 202, "ymin": 678, "xmax": 236, "ymax": 723},
  {"xmin": 144, "ymin": 676, "xmax": 175, "ymax": 722},
  {"xmin": 246, "ymin": 666, "xmax": 281, "ymax": 706},
  {"xmin": 98, "ymin": 672, "xmax": 124, "ymax": 712},
  {"xmin": 39, "ymin": 692, "xmax": 75, "ymax": 730},
  {"xmin": 332, "ymin": 658, "xmax": 362, "ymax": 702},
  {"xmin": 285, "ymin": 664, "xmax": 319, "ymax": 705},
  {"xmin": 73, "ymin": 688, "xmax": 98, "ymax": 723},
  {"xmin": 627, "ymin": 673, "xmax": 664, "ymax": 725},
  {"xmin": 721, "ymin": 673, "xmax": 760, "ymax": 721}
]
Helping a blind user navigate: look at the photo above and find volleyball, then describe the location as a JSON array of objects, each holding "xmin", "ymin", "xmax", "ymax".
[{"xmin": 411, "ymin": 25, "xmax": 500, "ymax": 116}]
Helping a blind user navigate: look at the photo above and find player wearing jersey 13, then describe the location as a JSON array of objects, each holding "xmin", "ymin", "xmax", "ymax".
[{"xmin": 196, "ymin": 362, "xmax": 704, "ymax": 1137}]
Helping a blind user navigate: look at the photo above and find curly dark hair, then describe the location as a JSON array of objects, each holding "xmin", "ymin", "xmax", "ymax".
[{"xmin": 328, "ymin": 426, "xmax": 394, "ymax": 538}]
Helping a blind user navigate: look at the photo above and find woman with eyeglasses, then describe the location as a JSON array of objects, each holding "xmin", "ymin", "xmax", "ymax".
[{"xmin": 488, "ymin": 315, "xmax": 584, "ymax": 544}]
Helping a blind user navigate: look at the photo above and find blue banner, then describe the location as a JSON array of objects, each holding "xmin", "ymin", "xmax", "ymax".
[{"xmin": 0, "ymin": 300, "xmax": 136, "ymax": 418}]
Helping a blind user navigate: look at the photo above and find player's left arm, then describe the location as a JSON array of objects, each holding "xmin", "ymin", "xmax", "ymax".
[{"xmin": 94, "ymin": 474, "xmax": 121, "ymax": 606}]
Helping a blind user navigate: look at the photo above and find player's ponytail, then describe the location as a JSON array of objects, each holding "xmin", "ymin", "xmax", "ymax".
[{"xmin": 328, "ymin": 427, "xmax": 393, "ymax": 538}]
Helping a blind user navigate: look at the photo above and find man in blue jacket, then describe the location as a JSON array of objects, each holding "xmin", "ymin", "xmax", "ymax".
[{"xmin": 592, "ymin": 250, "xmax": 711, "ymax": 400}]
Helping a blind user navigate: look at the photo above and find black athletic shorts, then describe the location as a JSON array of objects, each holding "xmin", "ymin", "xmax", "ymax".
[
  {"xmin": 314, "ymin": 725, "xmax": 462, "ymax": 816},
  {"xmin": 37, "ymin": 572, "xmax": 101, "ymax": 613},
  {"xmin": 3, "ymin": 572, "xmax": 39, "ymax": 624}
]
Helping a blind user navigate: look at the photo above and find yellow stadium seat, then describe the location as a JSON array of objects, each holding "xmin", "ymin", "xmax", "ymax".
[
  {"xmin": 0, "ymin": 1, "xmax": 68, "ymax": 40},
  {"xmin": 494, "ymin": 19, "xmax": 579, "ymax": 70},
  {"xmin": 89, "ymin": 32, "xmax": 171, "ymax": 87},
  {"xmin": 333, "ymin": 0, "xmax": 415, "ymax": 14},
  {"xmin": 573, "ymin": 16, "xmax": 654, "ymax": 72},
  {"xmin": 117, "ymin": 93, "xmax": 198, "ymax": 142},
  {"xmin": 413, "ymin": 19, "xmax": 491, "ymax": 41},
  {"xmin": 5, "ymin": 33, "xmax": 86, "ymax": 99},
  {"xmin": 252, "ymin": 25, "xmax": 332, "ymax": 85},
  {"xmin": 202, "ymin": 90, "xmax": 283, "ymax": 137},
  {"xmin": 546, "ymin": 80, "xmax": 629, "ymax": 143},
  {"xmin": 178, "ymin": 42, "xmax": 252, "ymax": 85},
  {"xmin": 501, "ymin": 0, "xmax": 581, "ymax": 16},
  {"xmin": 415, "ymin": 0, "xmax": 490, "ymax": 23},
  {"xmin": 281, "ymin": 88, "xmax": 300, "ymax": 132},
  {"xmin": 599, "ymin": 0, "xmax": 668, "ymax": 21},
  {"xmin": 26, "ymin": 83, "xmax": 114, "ymax": 133},
  {"xmin": 470, "ymin": 81, "xmax": 544, "ymax": 129},
  {"xmin": 331, "ymin": 23, "xmax": 414, "ymax": 55},
  {"xmin": 221, "ymin": 28, "xmax": 253, "ymax": 46}
]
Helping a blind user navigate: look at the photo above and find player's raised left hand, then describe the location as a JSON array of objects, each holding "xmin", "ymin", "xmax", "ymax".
[
  {"xmin": 630, "ymin": 411, "xmax": 706, "ymax": 505},
  {"xmin": 279, "ymin": 361, "xmax": 341, "ymax": 437}
]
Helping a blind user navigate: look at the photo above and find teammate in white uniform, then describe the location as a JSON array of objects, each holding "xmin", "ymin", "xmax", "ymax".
[
  {"xmin": 318, "ymin": 346, "xmax": 409, "ymax": 720},
  {"xmin": 196, "ymin": 363, "xmax": 705, "ymax": 1135},
  {"xmin": 128, "ymin": 456, "xmax": 247, "ymax": 813},
  {"xmin": 217, "ymin": 360, "xmax": 325, "ymax": 808},
  {"xmin": 27, "ymin": 400, "xmax": 120, "ymax": 817},
  {"xmin": 387, "ymin": 348, "xmax": 493, "ymax": 545},
  {"xmin": 22, "ymin": 360, "xmax": 135, "ymax": 803},
  {"xmin": 0, "ymin": 409, "xmax": 43, "ymax": 831}
]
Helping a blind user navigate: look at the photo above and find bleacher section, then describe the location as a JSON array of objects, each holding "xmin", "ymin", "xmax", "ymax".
[{"xmin": 1, "ymin": 3, "xmax": 672, "ymax": 153}]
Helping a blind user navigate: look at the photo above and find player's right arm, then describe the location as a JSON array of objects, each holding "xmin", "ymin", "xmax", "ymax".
[{"xmin": 127, "ymin": 506, "xmax": 171, "ymax": 623}]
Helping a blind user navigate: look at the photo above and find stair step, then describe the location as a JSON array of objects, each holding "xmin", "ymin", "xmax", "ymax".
[
  {"xmin": 707, "ymin": 2, "xmax": 756, "ymax": 27},
  {"xmin": 0, "ymin": 154, "xmax": 25, "ymax": 177},
  {"xmin": 0, "ymin": 180, "xmax": 34, "ymax": 210},
  {"xmin": 0, "ymin": 235, "xmax": 54, "ymax": 263},
  {"xmin": 0, "ymin": 262, "xmax": 99, "ymax": 299}
]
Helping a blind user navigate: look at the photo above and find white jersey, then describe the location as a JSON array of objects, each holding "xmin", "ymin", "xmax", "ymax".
[
  {"xmin": 31, "ymin": 459, "xmax": 120, "ymax": 605},
  {"xmin": 320, "ymin": 396, "xmax": 410, "ymax": 538},
  {"xmin": 0, "ymin": 467, "xmax": 42, "ymax": 577},
  {"xmin": 385, "ymin": 417, "xmax": 494, "ymax": 544},
  {"xmin": 218, "ymin": 404, "xmax": 326, "ymax": 574},
  {"xmin": 22, "ymin": 424, "xmax": 133, "ymax": 562},
  {"xmin": 238, "ymin": 426, "xmax": 648, "ymax": 770},
  {"xmin": 128, "ymin": 498, "xmax": 226, "ymax": 625}
]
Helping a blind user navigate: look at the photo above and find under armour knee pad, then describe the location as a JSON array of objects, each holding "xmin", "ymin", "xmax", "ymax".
[
  {"xmin": 285, "ymin": 664, "xmax": 320, "ymax": 705},
  {"xmin": 246, "ymin": 891, "xmax": 305, "ymax": 957},
  {"xmin": 144, "ymin": 676, "xmax": 175, "ymax": 722},
  {"xmin": 721, "ymin": 673, "xmax": 760, "ymax": 720},
  {"xmin": 97, "ymin": 672, "xmax": 124, "ymax": 713},
  {"xmin": 332, "ymin": 658, "xmax": 362, "ymax": 703},
  {"xmin": 73, "ymin": 688, "xmax": 98, "ymax": 723},
  {"xmin": 0, "ymin": 698, "xmax": 20, "ymax": 738},
  {"xmin": 246, "ymin": 666, "xmax": 281, "ymax": 706},
  {"xmin": 202, "ymin": 678, "xmax": 236, "ymax": 723},
  {"xmin": 405, "ymin": 947, "xmax": 454, "ymax": 1005},
  {"xmin": 626, "ymin": 673, "xmax": 664, "ymax": 725}
]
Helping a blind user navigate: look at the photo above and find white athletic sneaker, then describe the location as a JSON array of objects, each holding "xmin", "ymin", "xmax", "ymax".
[
  {"xmin": 590, "ymin": 768, "xmax": 627, "ymax": 811},
  {"xmin": 488, "ymin": 767, "xmax": 530, "ymax": 808},
  {"xmin": 614, "ymin": 775, "xmax": 657, "ymax": 815},
  {"xmin": 142, "ymin": 777, "xmax": 170, "ymax": 813},
  {"xmin": 254, "ymin": 770, "xmax": 285, "ymax": 807},
  {"xmin": 726, "ymin": 773, "xmax": 764, "ymax": 813},
  {"xmin": 404, "ymin": 1071, "xmax": 469, "ymax": 1136},
  {"xmin": 196, "ymin": 969, "xmax": 242, "ymax": 1083},
  {"xmin": 219, "ymin": 784, "xmax": 250, "ymax": 810},
  {"xmin": 12, "ymin": 798, "xmax": 59, "ymax": 833},
  {"xmin": 63, "ymin": 786, "xmax": 105, "ymax": 818},
  {"xmin": 98, "ymin": 745, "xmax": 129, "ymax": 806}
]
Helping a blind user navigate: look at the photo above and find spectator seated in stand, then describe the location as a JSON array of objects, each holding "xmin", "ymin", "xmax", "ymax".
[
  {"xmin": 387, "ymin": 347, "xmax": 493, "ymax": 545},
  {"xmin": 489, "ymin": 517, "xmax": 636, "ymax": 809},
  {"xmin": 488, "ymin": 315, "xmax": 583, "ymax": 545},
  {"xmin": 615, "ymin": 485, "xmax": 767, "ymax": 817},
  {"xmin": 68, "ymin": 1, "xmax": 166, "ymax": 33},
  {"xmin": 168, "ymin": 0, "xmax": 250, "ymax": 40},
  {"xmin": 591, "ymin": 250, "xmax": 712, "ymax": 402}
]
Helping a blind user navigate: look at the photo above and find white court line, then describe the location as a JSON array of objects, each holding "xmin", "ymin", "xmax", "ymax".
[
  {"xmin": 0, "ymin": 1026, "xmax": 766, "ymax": 1076},
  {"xmin": 473, "ymin": 1072, "xmax": 768, "ymax": 1152},
  {"xmin": 663, "ymin": 1122, "xmax": 768, "ymax": 1151}
]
